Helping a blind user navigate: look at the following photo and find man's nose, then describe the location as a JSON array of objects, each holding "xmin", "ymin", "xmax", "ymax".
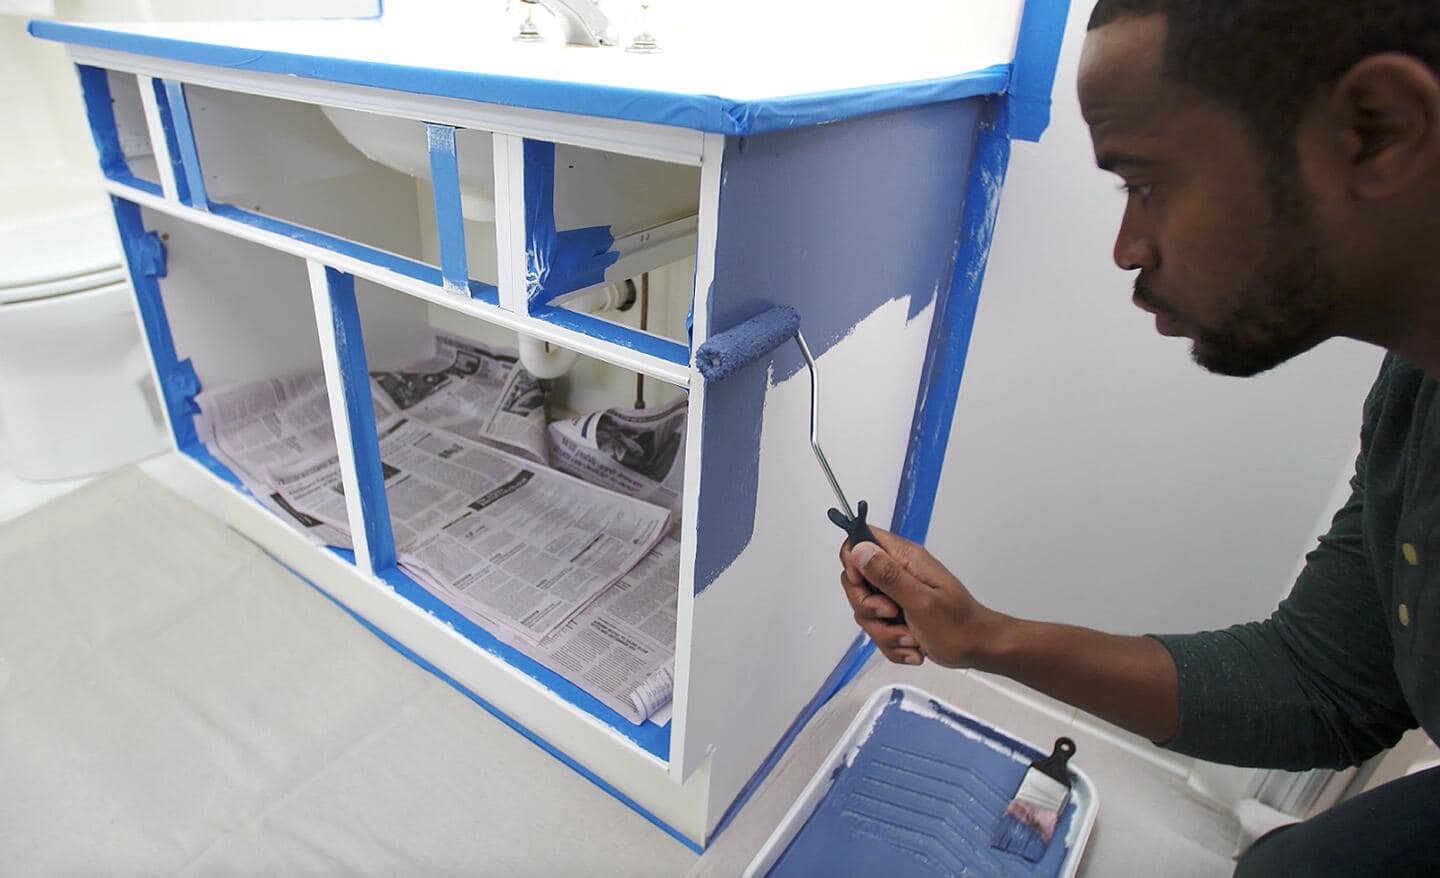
[{"xmin": 1113, "ymin": 204, "xmax": 1158, "ymax": 272}]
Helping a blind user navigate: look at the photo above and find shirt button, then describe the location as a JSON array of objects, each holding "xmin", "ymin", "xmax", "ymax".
[
  {"xmin": 1399, "ymin": 603, "xmax": 1411, "ymax": 627},
  {"xmin": 1402, "ymin": 543, "xmax": 1420, "ymax": 566}
]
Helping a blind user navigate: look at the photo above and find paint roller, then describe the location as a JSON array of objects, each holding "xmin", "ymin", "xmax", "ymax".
[{"xmin": 695, "ymin": 306, "xmax": 904, "ymax": 622}]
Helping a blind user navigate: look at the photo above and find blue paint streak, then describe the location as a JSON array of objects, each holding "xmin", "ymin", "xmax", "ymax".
[
  {"xmin": 522, "ymin": 140, "xmax": 618, "ymax": 307},
  {"xmin": 34, "ymin": 22, "xmax": 1012, "ymax": 136},
  {"xmin": 768, "ymin": 686, "xmax": 1078, "ymax": 877},
  {"xmin": 324, "ymin": 268, "xmax": 399, "ymax": 572},
  {"xmin": 708, "ymin": 632, "xmax": 874, "ymax": 844},
  {"xmin": 892, "ymin": 99, "xmax": 1013, "ymax": 544},
  {"xmin": 111, "ymin": 197, "xmax": 201, "ymax": 449},
  {"xmin": 269, "ymin": 550, "xmax": 700, "ymax": 852},
  {"xmin": 161, "ymin": 80, "xmax": 210, "ymax": 208},
  {"xmin": 150, "ymin": 78, "xmax": 192, "ymax": 204},
  {"xmin": 529, "ymin": 305, "xmax": 689, "ymax": 366},
  {"xmin": 695, "ymin": 101, "xmax": 983, "ymax": 593},
  {"xmin": 425, "ymin": 123, "xmax": 470, "ymax": 294},
  {"xmin": 1007, "ymin": 0, "xmax": 1073, "ymax": 142}
]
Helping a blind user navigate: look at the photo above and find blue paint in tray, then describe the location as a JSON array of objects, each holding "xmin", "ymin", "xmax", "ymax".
[{"xmin": 767, "ymin": 688, "xmax": 1080, "ymax": 878}]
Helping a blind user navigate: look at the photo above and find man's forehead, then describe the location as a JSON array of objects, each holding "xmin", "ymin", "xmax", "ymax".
[{"xmin": 1078, "ymin": 13, "xmax": 1170, "ymax": 131}]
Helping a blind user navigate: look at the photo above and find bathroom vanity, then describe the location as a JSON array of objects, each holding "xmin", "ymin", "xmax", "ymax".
[{"xmin": 31, "ymin": 0, "xmax": 1067, "ymax": 848}]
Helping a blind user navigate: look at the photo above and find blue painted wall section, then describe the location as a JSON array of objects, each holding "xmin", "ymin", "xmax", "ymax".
[
  {"xmin": 892, "ymin": 99, "xmax": 1013, "ymax": 545},
  {"xmin": 323, "ymin": 267, "xmax": 399, "ymax": 573},
  {"xmin": 161, "ymin": 80, "xmax": 211, "ymax": 209},
  {"xmin": 425, "ymin": 123, "xmax": 471, "ymax": 295},
  {"xmin": 693, "ymin": 99, "xmax": 983, "ymax": 593},
  {"xmin": 1007, "ymin": 0, "xmax": 1073, "ymax": 142}
]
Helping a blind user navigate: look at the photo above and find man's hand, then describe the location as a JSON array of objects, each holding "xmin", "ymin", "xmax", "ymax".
[{"xmin": 839, "ymin": 529, "xmax": 1003, "ymax": 669}]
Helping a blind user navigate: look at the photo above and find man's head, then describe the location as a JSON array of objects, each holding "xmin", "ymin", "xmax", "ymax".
[{"xmin": 1079, "ymin": 1, "xmax": 1440, "ymax": 376}]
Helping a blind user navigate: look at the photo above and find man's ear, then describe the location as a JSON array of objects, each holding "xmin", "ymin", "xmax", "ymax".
[{"xmin": 1324, "ymin": 53, "xmax": 1440, "ymax": 199}]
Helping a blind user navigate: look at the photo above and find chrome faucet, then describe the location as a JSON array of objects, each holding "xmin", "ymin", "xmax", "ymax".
[{"xmin": 515, "ymin": 0, "xmax": 618, "ymax": 47}]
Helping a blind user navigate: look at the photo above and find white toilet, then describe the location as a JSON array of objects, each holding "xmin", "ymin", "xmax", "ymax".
[{"xmin": 0, "ymin": 177, "xmax": 168, "ymax": 483}]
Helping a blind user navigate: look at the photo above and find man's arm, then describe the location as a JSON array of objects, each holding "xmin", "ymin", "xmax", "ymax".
[{"xmin": 841, "ymin": 534, "xmax": 1180, "ymax": 743}]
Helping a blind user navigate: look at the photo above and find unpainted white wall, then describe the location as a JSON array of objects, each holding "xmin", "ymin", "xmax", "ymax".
[{"xmin": 929, "ymin": 0, "xmax": 1383, "ymax": 637}]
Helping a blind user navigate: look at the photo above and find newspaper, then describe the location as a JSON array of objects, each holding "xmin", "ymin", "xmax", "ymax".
[
  {"xmin": 417, "ymin": 536, "xmax": 681, "ymax": 724},
  {"xmin": 370, "ymin": 334, "xmax": 549, "ymax": 465},
  {"xmin": 270, "ymin": 416, "xmax": 671, "ymax": 645},
  {"xmin": 548, "ymin": 397, "xmax": 687, "ymax": 516},
  {"xmin": 193, "ymin": 334, "xmax": 549, "ymax": 543}
]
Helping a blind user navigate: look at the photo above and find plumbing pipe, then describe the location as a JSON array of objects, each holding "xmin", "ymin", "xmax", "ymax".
[{"xmin": 517, "ymin": 283, "xmax": 627, "ymax": 378}]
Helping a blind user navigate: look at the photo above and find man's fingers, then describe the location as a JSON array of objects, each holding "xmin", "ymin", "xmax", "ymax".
[
  {"xmin": 839, "ymin": 573, "xmax": 903, "ymax": 619},
  {"xmin": 870, "ymin": 528, "xmax": 951, "ymax": 589},
  {"xmin": 850, "ymin": 541, "xmax": 929, "ymax": 606}
]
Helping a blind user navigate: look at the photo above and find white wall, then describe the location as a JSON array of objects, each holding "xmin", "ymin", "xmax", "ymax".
[{"xmin": 928, "ymin": 0, "xmax": 1383, "ymax": 636}]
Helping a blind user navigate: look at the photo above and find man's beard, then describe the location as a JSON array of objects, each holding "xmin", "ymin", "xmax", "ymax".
[{"xmin": 1138, "ymin": 177, "xmax": 1337, "ymax": 378}]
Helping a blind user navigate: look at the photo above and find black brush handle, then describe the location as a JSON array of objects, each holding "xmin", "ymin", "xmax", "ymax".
[{"xmin": 828, "ymin": 500, "xmax": 906, "ymax": 624}]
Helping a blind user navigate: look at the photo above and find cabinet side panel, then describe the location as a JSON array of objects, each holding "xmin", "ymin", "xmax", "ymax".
[{"xmin": 677, "ymin": 100, "xmax": 984, "ymax": 802}]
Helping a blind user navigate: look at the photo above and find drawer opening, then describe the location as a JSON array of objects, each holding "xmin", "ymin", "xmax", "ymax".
[
  {"xmin": 512, "ymin": 138, "xmax": 700, "ymax": 357},
  {"xmin": 180, "ymin": 87, "xmax": 475, "ymax": 294},
  {"xmin": 351, "ymin": 284, "xmax": 688, "ymax": 757},
  {"xmin": 77, "ymin": 67, "xmax": 164, "ymax": 194}
]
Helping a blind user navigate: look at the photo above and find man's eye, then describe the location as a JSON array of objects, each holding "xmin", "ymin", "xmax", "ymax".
[{"xmin": 1118, "ymin": 181, "xmax": 1155, "ymax": 200}]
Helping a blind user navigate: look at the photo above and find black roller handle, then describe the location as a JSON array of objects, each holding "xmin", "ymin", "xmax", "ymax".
[{"xmin": 828, "ymin": 500, "xmax": 907, "ymax": 624}]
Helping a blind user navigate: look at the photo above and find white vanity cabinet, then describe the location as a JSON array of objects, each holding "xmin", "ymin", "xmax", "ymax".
[{"xmin": 31, "ymin": 0, "xmax": 1068, "ymax": 848}]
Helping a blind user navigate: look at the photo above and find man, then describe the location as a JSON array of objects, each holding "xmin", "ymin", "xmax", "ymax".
[{"xmin": 838, "ymin": 1, "xmax": 1440, "ymax": 873}]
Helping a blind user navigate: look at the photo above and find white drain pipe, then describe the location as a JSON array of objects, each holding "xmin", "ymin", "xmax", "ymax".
[{"xmin": 518, "ymin": 283, "xmax": 629, "ymax": 378}]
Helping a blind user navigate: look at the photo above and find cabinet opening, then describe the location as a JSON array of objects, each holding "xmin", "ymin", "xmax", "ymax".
[
  {"xmin": 181, "ymin": 87, "xmax": 472, "ymax": 289},
  {"xmin": 352, "ymin": 286, "xmax": 687, "ymax": 756},
  {"xmin": 512, "ymin": 139, "xmax": 700, "ymax": 352},
  {"xmin": 80, "ymin": 68, "xmax": 163, "ymax": 192}
]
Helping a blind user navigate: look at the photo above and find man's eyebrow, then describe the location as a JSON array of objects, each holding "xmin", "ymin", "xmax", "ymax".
[{"xmin": 1096, "ymin": 152, "xmax": 1158, "ymax": 173}]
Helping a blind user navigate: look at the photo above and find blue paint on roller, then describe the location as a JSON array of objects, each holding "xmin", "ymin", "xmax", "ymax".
[{"xmin": 693, "ymin": 305, "xmax": 799, "ymax": 382}]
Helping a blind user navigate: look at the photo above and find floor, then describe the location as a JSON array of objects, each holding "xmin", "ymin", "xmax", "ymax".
[{"xmin": 0, "ymin": 458, "xmax": 1244, "ymax": 876}]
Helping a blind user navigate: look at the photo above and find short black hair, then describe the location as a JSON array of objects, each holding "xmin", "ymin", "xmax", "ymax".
[{"xmin": 1087, "ymin": 1, "xmax": 1440, "ymax": 156}]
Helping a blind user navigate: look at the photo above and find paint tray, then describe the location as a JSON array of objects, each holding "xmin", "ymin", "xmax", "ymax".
[{"xmin": 745, "ymin": 685, "xmax": 1098, "ymax": 878}]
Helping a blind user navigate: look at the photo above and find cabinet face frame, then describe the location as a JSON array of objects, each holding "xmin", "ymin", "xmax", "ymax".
[{"xmin": 64, "ymin": 19, "xmax": 1026, "ymax": 843}]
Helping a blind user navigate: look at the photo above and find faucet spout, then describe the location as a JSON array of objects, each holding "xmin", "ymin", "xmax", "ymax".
[{"xmin": 521, "ymin": 0, "xmax": 618, "ymax": 47}]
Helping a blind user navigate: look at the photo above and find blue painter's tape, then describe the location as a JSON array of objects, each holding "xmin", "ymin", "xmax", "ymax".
[
  {"xmin": 425, "ymin": 123, "xmax": 470, "ymax": 295},
  {"xmin": 76, "ymin": 65, "xmax": 128, "ymax": 179},
  {"xmin": 111, "ymin": 197, "xmax": 199, "ymax": 449},
  {"xmin": 892, "ymin": 99, "xmax": 1013, "ymax": 544},
  {"xmin": 150, "ymin": 78, "xmax": 192, "ymax": 204},
  {"xmin": 1007, "ymin": 0, "xmax": 1072, "ymax": 142},
  {"xmin": 266, "ymin": 550, "xmax": 699, "ymax": 852},
  {"xmin": 324, "ymin": 268, "xmax": 399, "ymax": 573},
  {"xmin": 133, "ymin": 230, "xmax": 167, "ymax": 277},
  {"xmin": 708, "ymin": 632, "xmax": 874, "ymax": 844},
  {"xmin": 161, "ymin": 79, "xmax": 210, "ymax": 208},
  {"xmin": 530, "ymin": 305, "xmax": 689, "ymax": 366},
  {"xmin": 522, "ymin": 140, "xmax": 618, "ymax": 307},
  {"xmin": 34, "ymin": 22, "xmax": 1013, "ymax": 136}
]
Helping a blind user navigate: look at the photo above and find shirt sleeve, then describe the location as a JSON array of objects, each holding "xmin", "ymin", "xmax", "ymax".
[{"xmin": 1150, "ymin": 385, "xmax": 1417, "ymax": 770}]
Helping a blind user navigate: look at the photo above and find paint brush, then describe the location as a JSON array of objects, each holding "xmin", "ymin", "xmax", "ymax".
[
  {"xmin": 694, "ymin": 306, "xmax": 902, "ymax": 621},
  {"xmin": 991, "ymin": 737, "xmax": 1076, "ymax": 862}
]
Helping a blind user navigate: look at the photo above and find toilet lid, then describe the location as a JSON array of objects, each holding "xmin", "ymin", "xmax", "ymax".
[{"xmin": 0, "ymin": 179, "xmax": 125, "ymax": 305}]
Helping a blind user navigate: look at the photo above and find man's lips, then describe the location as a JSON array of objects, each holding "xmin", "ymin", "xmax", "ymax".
[{"xmin": 1133, "ymin": 293, "xmax": 1185, "ymax": 337}]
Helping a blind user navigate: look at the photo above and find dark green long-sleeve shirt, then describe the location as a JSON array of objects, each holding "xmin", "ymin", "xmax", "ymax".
[{"xmin": 1153, "ymin": 355, "xmax": 1438, "ymax": 770}]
